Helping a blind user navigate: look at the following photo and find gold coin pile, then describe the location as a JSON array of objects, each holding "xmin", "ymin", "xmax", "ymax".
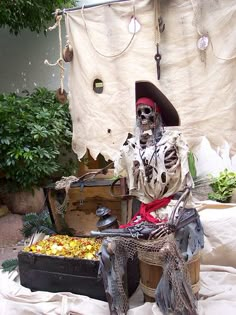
[{"xmin": 23, "ymin": 235, "xmax": 101, "ymax": 260}]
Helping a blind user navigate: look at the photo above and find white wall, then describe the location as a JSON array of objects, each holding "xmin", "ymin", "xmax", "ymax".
[{"xmin": 0, "ymin": 24, "xmax": 69, "ymax": 94}]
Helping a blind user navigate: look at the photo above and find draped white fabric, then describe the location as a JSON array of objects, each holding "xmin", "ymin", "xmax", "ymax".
[{"xmin": 65, "ymin": 0, "xmax": 236, "ymax": 161}]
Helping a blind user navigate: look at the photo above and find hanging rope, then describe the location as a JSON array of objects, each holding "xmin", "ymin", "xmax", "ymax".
[
  {"xmin": 154, "ymin": 0, "xmax": 162, "ymax": 79},
  {"xmin": 81, "ymin": 1, "xmax": 137, "ymax": 58},
  {"xmin": 44, "ymin": 9, "xmax": 65, "ymax": 94},
  {"xmin": 154, "ymin": 0, "xmax": 161, "ymax": 46},
  {"xmin": 55, "ymin": 162, "xmax": 114, "ymax": 191}
]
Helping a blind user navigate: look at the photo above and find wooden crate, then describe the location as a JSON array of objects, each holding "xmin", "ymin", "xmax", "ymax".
[
  {"xmin": 18, "ymin": 250, "xmax": 106, "ymax": 300},
  {"xmin": 47, "ymin": 150, "xmax": 132, "ymax": 235},
  {"xmin": 47, "ymin": 179, "xmax": 129, "ymax": 235},
  {"xmin": 18, "ymin": 248, "xmax": 140, "ymax": 300}
]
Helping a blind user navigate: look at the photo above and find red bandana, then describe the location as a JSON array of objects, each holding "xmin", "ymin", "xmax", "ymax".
[{"xmin": 136, "ymin": 97, "xmax": 161, "ymax": 113}]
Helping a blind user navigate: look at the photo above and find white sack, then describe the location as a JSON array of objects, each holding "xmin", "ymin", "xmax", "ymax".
[
  {"xmin": 65, "ymin": 0, "xmax": 236, "ymax": 161},
  {"xmin": 217, "ymin": 141, "xmax": 232, "ymax": 171},
  {"xmin": 199, "ymin": 202, "xmax": 236, "ymax": 268},
  {"xmin": 232, "ymin": 155, "xmax": 236, "ymax": 172},
  {"xmin": 192, "ymin": 137, "xmax": 236, "ymax": 177},
  {"xmin": 192, "ymin": 136, "xmax": 227, "ymax": 177}
]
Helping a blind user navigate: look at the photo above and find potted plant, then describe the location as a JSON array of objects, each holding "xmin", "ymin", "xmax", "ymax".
[{"xmin": 0, "ymin": 88, "xmax": 77, "ymax": 214}]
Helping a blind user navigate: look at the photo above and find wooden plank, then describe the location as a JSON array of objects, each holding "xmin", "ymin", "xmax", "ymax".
[
  {"xmin": 68, "ymin": 185, "xmax": 121, "ymax": 201},
  {"xmin": 127, "ymin": 199, "xmax": 133, "ymax": 223},
  {"xmin": 121, "ymin": 200, "xmax": 128, "ymax": 224},
  {"xmin": 48, "ymin": 190, "xmax": 63, "ymax": 231}
]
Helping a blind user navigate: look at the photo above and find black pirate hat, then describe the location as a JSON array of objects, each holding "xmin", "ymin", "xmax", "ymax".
[{"xmin": 135, "ymin": 81, "xmax": 180, "ymax": 126}]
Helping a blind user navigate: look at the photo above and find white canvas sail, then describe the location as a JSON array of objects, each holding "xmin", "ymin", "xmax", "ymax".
[{"xmin": 65, "ymin": 0, "xmax": 236, "ymax": 161}]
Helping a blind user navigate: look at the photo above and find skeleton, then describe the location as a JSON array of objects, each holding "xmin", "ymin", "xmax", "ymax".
[
  {"xmin": 113, "ymin": 97, "xmax": 197, "ymax": 237},
  {"xmin": 136, "ymin": 104, "xmax": 157, "ymax": 131},
  {"xmin": 136, "ymin": 101, "xmax": 178, "ymax": 171},
  {"xmin": 114, "ymin": 98, "xmax": 193, "ymax": 204},
  {"xmin": 136, "ymin": 103, "xmax": 162, "ymax": 148},
  {"xmin": 96, "ymin": 199, "xmax": 203, "ymax": 315},
  {"xmin": 97, "ymin": 98, "xmax": 202, "ymax": 315}
]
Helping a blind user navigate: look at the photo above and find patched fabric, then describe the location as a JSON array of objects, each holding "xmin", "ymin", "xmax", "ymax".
[{"xmin": 65, "ymin": 0, "xmax": 236, "ymax": 160}]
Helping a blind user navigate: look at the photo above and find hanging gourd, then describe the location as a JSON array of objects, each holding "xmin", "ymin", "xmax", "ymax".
[
  {"xmin": 63, "ymin": 37, "xmax": 73, "ymax": 62},
  {"xmin": 56, "ymin": 88, "xmax": 68, "ymax": 104},
  {"xmin": 44, "ymin": 9, "xmax": 68, "ymax": 104}
]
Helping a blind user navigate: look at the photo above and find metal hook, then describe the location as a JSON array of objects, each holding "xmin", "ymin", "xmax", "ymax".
[
  {"xmin": 154, "ymin": 44, "xmax": 162, "ymax": 80},
  {"xmin": 158, "ymin": 16, "xmax": 165, "ymax": 33}
]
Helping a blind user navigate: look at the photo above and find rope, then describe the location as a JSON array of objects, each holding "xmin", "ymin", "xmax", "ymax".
[
  {"xmin": 139, "ymin": 251, "xmax": 201, "ymax": 298},
  {"xmin": 154, "ymin": 0, "xmax": 161, "ymax": 46},
  {"xmin": 54, "ymin": 175, "xmax": 78, "ymax": 215},
  {"xmin": 139, "ymin": 251, "xmax": 200, "ymax": 266},
  {"xmin": 190, "ymin": 0, "xmax": 206, "ymax": 37},
  {"xmin": 55, "ymin": 196, "xmax": 68, "ymax": 216},
  {"xmin": 192, "ymin": 280, "xmax": 201, "ymax": 295},
  {"xmin": 188, "ymin": 252, "xmax": 201, "ymax": 264},
  {"xmin": 210, "ymin": 40, "xmax": 236, "ymax": 61},
  {"xmin": 44, "ymin": 9, "xmax": 65, "ymax": 93},
  {"xmin": 81, "ymin": 1, "xmax": 136, "ymax": 58},
  {"xmin": 55, "ymin": 162, "xmax": 114, "ymax": 191},
  {"xmin": 139, "ymin": 280, "xmax": 156, "ymax": 298},
  {"xmin": 55, "ymin": 175, "xmax": 78, "ymax": 193},
  {"xmin": 140, "ymin": 280, "xmax": 201, "ymax": 298}
]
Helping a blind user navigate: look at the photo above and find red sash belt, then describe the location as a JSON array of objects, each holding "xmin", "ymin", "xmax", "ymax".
[{"xmin": 119, "ymin": 196, "xmax": 172, "ymax": 228}]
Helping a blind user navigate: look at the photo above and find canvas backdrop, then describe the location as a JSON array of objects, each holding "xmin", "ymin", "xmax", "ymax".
[{"xmin": 65, "ymin": 0, "xmax": 236, "ymax": 161}]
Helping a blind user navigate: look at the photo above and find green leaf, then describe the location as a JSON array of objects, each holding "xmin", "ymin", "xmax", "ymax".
[
  {"xmin": 208, "ymin": 169, "xmax": 236, "ymax": 203},
  {"xmin": 0, "ymin": 1, "xmax": 76, "ymax": 35},
  {"xmin": 21, "ymin": 210, "xmax": 55, "ymax": 237},
  {"xmin": 1, "ymin": 258, "xmax": 18, "ymax": 272},
  {"xmin": 0, "ymin": 88, "xmax": 77, "ymax": 192},
  {"xmin": 188, "ymin": 151, "xmax": 197, "ymax": 179}
]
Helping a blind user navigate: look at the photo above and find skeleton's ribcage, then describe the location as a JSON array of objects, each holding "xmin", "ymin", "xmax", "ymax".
[
  {"xmin": 164, "ymin": 146, "xmax": 179, "ymax": 170},
  {"xmin": 134, "ymin": 144, "xmax": 181, "ymax": 198}
]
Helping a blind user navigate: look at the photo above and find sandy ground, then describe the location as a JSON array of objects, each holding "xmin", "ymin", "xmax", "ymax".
[{"xmin": 0, "ymin": 213, "xmax": 24, "ymax": 265}]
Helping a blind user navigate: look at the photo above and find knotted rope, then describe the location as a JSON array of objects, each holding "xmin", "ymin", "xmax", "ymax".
[
  {"xmin": 81, "ymin": 1, "xmax": 137, "ymax": 58},
  {"xmin": 44, "ymin": 9, "xmax": 65, "ymax": 93},
  {"xmin": 54, "ymin": 162, "xmax": 114, "ymax": 214}
]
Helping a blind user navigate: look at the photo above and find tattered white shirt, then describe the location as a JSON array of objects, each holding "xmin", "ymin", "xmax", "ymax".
[{"xmin": 114, "ymin": 130, "xmax": 193, "ymax": 204}]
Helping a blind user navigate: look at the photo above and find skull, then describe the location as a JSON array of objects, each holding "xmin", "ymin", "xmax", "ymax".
[{"xmin": 136, "ymin": 104, "xmax": 156, "ymax": 131}]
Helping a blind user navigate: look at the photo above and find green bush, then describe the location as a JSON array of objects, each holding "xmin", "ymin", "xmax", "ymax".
[
  {"xmin": 0, "ymin": 1, "xmax": 76, "ymax": 35},
  {"xmin": 0, "ymin": 88, "xmax": 77, "ymax": 192},
  {"xmin": 208, "ymin": 169, "xmax": 236, "ymax": 203}
]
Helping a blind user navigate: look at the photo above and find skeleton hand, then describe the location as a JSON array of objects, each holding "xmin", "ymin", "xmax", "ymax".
[{"xmin": 148, "ymin": 223, "xmax": 174, "ymax": 240}]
